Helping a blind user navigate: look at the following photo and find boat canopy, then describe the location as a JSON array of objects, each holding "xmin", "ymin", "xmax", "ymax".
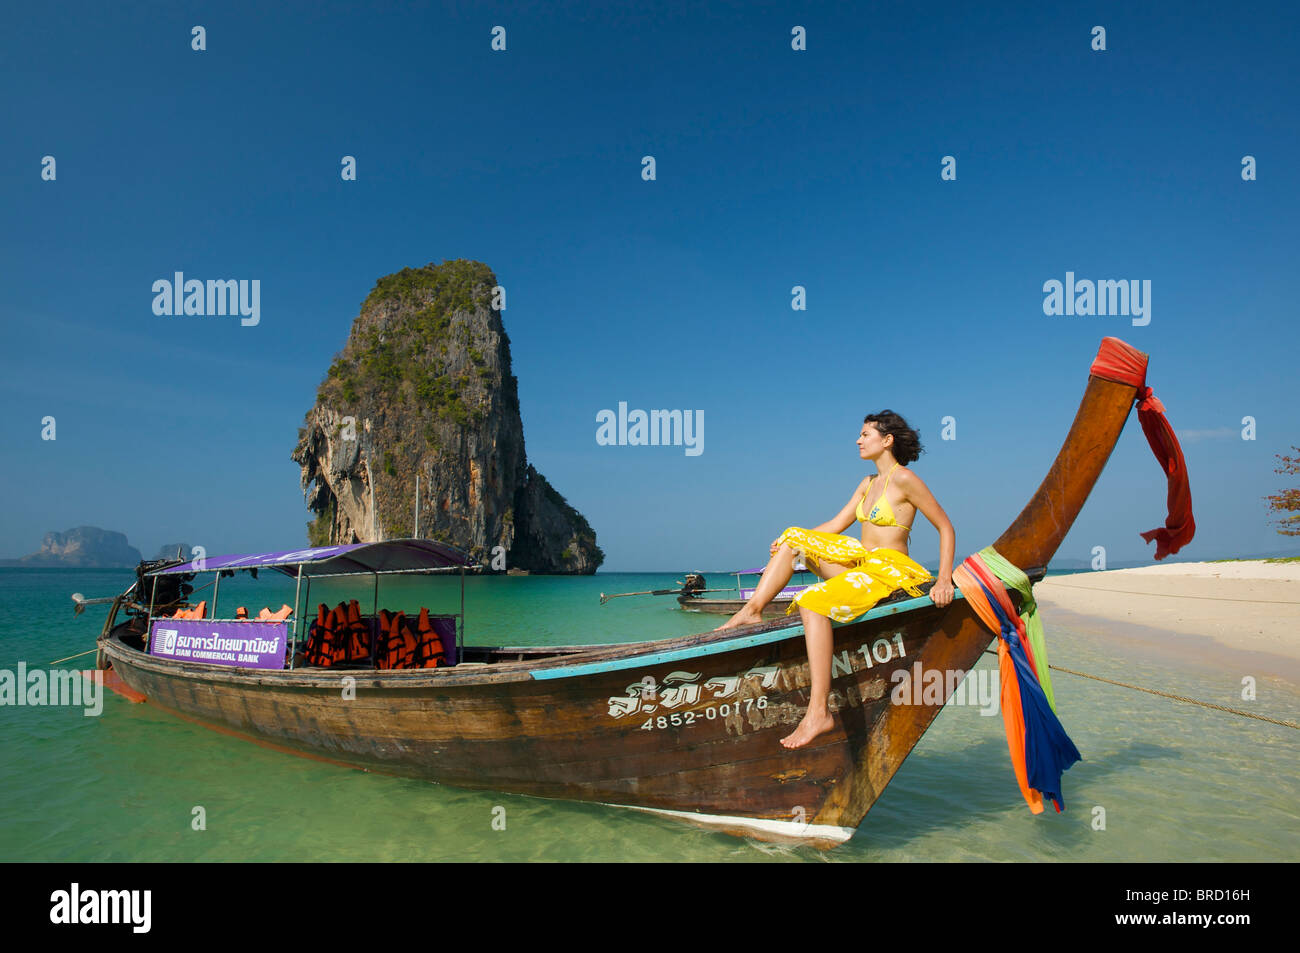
[{"xmin": 144, "ymin": 539, "xmax": 475, "ymax": 577}]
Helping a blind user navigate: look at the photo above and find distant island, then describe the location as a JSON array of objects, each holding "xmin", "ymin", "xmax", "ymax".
[{"xmin": 0, "ymin": 527, "xmax": 143, "ymax": 568}]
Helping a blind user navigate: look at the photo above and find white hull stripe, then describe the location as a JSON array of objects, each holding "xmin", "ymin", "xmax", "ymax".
[{"xmin": 605, "ymin": 802, "xmax": 856, "ymax": 843}]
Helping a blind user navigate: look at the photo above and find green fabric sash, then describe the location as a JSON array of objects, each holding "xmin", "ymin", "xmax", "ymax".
[{"xmin": 978, "ymin": 545, "xmax": 1057, "ymax": 712}]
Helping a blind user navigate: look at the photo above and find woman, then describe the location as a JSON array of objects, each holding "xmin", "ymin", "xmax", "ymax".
[{"xmin": 716, "ymin": 410, "xmax": 955, "ymax": 749}]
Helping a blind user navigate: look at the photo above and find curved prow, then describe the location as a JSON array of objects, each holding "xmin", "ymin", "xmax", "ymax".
[{"xmin": 991, "ymin": 338, "xmax": 1147, "ymax": 570}]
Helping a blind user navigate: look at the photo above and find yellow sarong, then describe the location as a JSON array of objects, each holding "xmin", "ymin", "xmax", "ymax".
[{"xmin": 777, "ymin": 526, "xmax": 931, "ymax": 623}]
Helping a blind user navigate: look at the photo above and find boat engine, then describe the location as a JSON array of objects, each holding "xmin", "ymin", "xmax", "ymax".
[
  {"xmin": 679, "ymin": 573, "xmax": 707, "ymax": 597},
  {"xmin": 132, "ymin": 556, "xmax": 195, "ymax": 617}
]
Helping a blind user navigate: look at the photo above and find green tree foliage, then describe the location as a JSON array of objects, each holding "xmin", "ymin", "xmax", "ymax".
[
  {"xmin": 320, "ymin": 259, "xmax": 496, "ymax": 424},
  {"xmin": 307, "ymin": 500, "xmax": 335, "ymax": 547}
]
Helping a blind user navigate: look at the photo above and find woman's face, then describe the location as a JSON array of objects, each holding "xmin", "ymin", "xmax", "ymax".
[{"xmin": 857, "ymin": 422, "xmax": 891, "ymax": 458}]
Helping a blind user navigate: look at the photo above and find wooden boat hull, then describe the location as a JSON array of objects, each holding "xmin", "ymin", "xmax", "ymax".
[
  {"xmin": 104, "ymin": 589, "xmax": 1005, "ymax": 848},
  {"xmin": 97, "ymin": 338, "xmax": 1152, "ymax": 847},
  {"xmin": 676, "ymin": 595, "xmax": 793, "ymax": 616}
]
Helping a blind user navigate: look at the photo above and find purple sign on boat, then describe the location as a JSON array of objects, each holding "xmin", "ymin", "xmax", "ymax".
[{"xmin": 149, "ymin": 619, "xmax": 287, "ymax": 670}]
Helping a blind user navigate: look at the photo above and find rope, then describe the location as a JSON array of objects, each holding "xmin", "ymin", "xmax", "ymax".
[
  {"xmin": 1039, "ymin": 580, "xmax": 1300, "ymax": 604},
  {"xmin": 47, "ymin": 646, "xmax": 101, "ymax": 666},
  {"xmin": 981, "ymin": 650, "xmax": 1298, "ymax": 730}
]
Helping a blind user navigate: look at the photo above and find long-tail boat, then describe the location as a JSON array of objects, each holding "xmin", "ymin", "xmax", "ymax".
[
  {"xmin": 674, "ymin": 568, "xmax": 815, "ymax": 616},
  {"xmin": 90, "ymin": 337, "xmax": 1189, "ymax": 848}
]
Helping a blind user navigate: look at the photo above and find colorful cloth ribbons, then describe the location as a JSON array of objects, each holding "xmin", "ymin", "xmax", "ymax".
[
  {"xmin": 954, "ymin": 547, "xmax": 1081, "ymax": 814},
  {"xmin": 1089, "ymin": 336, "xmax": 1196, "ymax": 559},
  {"xmin": 978, "ymin": 547, "xmax": 1056, "ymax": 711}
]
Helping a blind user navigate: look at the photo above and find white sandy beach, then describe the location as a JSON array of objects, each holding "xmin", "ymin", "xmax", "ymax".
[{"xmin": 1033, "ymin": 560, "xmax": 1300, "ymax": 680}]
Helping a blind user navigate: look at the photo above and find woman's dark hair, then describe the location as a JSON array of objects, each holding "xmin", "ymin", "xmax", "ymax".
[{"xmin": 863, "ymin": 409, "xmax": 924, "ymax": 465}]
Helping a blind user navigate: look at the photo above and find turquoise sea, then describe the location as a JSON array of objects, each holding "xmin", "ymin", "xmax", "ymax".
[{"xmin": 1, "ymin": 567, "xmax": 1296, "ymax": 862}]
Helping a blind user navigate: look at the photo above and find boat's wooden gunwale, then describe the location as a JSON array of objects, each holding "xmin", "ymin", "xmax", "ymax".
[
  {"xmin": 100, "ymin": 613, "xmax": 805, "ymax": 688},
  {"xmin": 101, "ymin": 561, "xmax": 1046, "ymax": 690}
]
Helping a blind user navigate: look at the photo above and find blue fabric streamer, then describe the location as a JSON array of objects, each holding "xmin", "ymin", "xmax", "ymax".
[{"xmin": 974, "ymin": 576, "xmax": 1082, "ymax": 811}]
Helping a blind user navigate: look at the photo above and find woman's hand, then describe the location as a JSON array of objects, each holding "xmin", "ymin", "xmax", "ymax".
[
  {"xmin": 770, "ymin": 537, "xmax": 784, "ymax": 555},
  {"xmin": 929, "ymin": 577, "xmax": 954, "ymax": 607}
]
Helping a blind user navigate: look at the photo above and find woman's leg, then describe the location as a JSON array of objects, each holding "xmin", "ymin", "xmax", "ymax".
[
  {"xmin": 780, "ymin": 606, "xmax": 837, "ymax": 748},
  {"xmin": 715, "ymin": 541, "xmax": 800, "ymax": 629},
  {"xmin": 716, "ymin": 531, "xmax": 858, "ymax": 630}
]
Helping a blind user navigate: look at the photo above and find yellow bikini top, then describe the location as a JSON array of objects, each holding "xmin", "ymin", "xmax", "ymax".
[{"xmin": 856, "ymin": 462, "xmax": 909, "ymax": 532}]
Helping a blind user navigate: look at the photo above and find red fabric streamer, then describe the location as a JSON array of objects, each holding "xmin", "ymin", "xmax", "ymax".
[{"xmin": 1089, "ymin": 338, "xmax": 1196, "ymax": 559}]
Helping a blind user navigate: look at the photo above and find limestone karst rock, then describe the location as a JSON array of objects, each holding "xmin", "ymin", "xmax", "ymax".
[{"xmin": 292, "ymin": 259, "xmax": 603, "ymax": 573}]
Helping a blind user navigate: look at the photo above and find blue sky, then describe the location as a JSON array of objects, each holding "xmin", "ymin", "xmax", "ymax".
[{"xmin": 2, "ymin": 0, "xmax": 1297, "ymax": 571}]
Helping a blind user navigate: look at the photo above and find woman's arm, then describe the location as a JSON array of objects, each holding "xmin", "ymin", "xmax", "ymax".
[
  {"xmin": 812, "ymin": 478, "xmax": 872, "ymax": 535},
  {"xmin": 769, "ymin": 478, "xmax": 870, "ymax": 552},
  {"xmin": 896, "ymin": 470, "xmax": 955, "ymax": 606}
]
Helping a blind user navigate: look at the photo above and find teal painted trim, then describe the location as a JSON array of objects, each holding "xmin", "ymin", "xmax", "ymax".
[
  {"xmin": 529, "ymin": 589, "xmax": 965, "ymax": 681},
  {"xmin": 529, "ymin": 626, "xmax": 805, "ymax": 681}
]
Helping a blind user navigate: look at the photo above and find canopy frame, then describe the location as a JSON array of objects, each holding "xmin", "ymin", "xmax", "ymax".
[
  {"xmin": 143, "ymin": 539, "xmax": 476, "ymax": 578},
  {"xmin": 142, "ymin": 539, "xmax": 480, "ymax": 671}
]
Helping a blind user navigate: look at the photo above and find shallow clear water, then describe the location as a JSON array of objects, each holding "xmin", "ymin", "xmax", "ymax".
[{"xmin": 1, "ymin": 568, "xmax": 1295, "ymax": 861}]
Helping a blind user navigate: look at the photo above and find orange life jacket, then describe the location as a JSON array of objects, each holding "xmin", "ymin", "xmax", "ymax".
[
  {"xmin": 344, "ymin": 600, "xmax": 370, "ymax": 662},
  {"xmin": 170, "ymin": 598, "xmax": 205, "ymax": 621},
  {"xmin": 414, "ymin": 607, "xmax": 446, "ymax": 669},
  {"xmin": 303, "ymin": 603, "xmax": 328, "ymax": 666},
  {"xmin": 329, "ymin": 604, "xmax": 349, "ymax": 665},
  {"xmin": 305, "ymin": 603, "xmax": 347, "ymax": 667},
  {"xmin": 173, "ymin": 600, "xmax": 207, "ymax": 620},
  {"xmin": 381, "ymin": 611, "xmax": 418, "ymax": 669}
]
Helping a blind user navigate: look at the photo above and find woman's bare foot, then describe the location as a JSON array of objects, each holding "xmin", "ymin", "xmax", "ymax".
[
  {"xmin": 780, "ymin": 709, "xmax": 835, "ymax": 749},
  {"xmin": 714, "ymin": 606, "xmax": 763, "ymax": 630}
]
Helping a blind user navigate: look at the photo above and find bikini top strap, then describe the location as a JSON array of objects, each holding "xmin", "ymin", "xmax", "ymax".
[{"xmin": 880, "ymin": 461, "xmax": 900, "ymax": 495}]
